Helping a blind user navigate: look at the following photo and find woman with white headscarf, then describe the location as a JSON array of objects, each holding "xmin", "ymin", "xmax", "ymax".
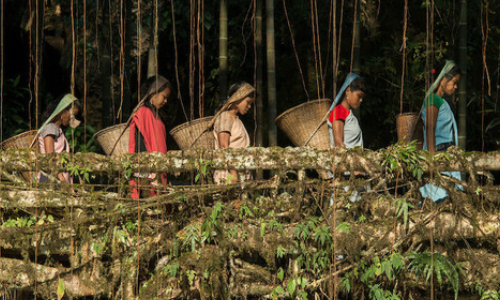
[{"xmin": 36, "ymin": 94, "xmax": 82, "ymax": 183}]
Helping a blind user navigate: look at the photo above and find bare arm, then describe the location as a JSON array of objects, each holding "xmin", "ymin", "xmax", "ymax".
[
  {"xmin": 44, "ymin": 135, "xmax": 67, "ymax": 182},
  {"xmin": 425, "ymin": 105, "xmax": 439, "ymax": 153},
  {"xmin": 332, "ymin": 120, "xmax": 346, "ymax": 148},
  {"xmin": 217, "ymin": 131, "xmax": 238, "ymax": 183}
]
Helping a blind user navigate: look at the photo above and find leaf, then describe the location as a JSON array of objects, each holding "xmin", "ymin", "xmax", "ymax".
[
  {"xmin": 260, "ymin": 222, "xmax": 267, "ymax": 237},
  {"xmin": 336, "ymin": 222, "xmax": 351, "ymax": 234},
  {"xmin": 277, "ymin": 267, "xmax": 284, "ymax": 282},
  {"xmin": 274, "ymin": 286, "xmax": 285, "ymax": 295},
  {"xmin": 287, "ymin": 278, "xmax": 297, "ymax": 296},
  {"xmin": 57, "ymin": 278, "xmax": 65, "ymax": 300}
]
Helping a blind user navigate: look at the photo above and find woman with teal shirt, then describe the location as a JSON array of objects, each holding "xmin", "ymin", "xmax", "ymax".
[{"xmin": 420, "ymin": 60, "xmax": 462, "ymax": 203}]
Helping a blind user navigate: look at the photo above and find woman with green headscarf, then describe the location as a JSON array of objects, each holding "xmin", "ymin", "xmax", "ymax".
[
  {"xmin": 420, "ymin": 60, "xmax": 462, "ymax": 203},
  {"xmin": 36, "ymin": 94, "xmax": 82, "ymax": 183}
]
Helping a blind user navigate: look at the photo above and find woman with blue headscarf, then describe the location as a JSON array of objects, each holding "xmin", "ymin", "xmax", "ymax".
[
  {"xmin": 420, "ymin": 60, "xmax": 462, "ymax": 203},
  {"xmin": 328, "ymin": 73, "xmax": 366, "ymax": 149},
  {"xmin": 327, "ymin": 73, "xmax": 367, "ymax": 203}
]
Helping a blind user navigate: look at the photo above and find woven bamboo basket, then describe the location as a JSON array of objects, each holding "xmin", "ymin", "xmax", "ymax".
[
  {"xmin": 1, "ymin": 130, "xmax": 40, "ymax": 182},
  {"xmin": 170, "ymin": 117, "xmax": 214, "ymax": 150},
  {"xmin": 275, "ymin": 99, "xmax": 332, "ymax": 149},
  {"xmin": 95, "ymin": 123, "xmax": 130, "ymax": 156},
  {"xmin": 396, "ymin": 112, "xmax": 424, "ymax": 149}
]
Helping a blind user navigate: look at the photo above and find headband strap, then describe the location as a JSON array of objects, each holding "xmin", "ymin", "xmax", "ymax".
[
  {"xmin": 226, "ymin": 83, "xmax": 255, "ymax": 107},
  {"xmin": 328, "ymin": 72, "xmax": 361, "ymax": 113},
  {"xmin": 425, "ymin": 60, "xmax": 455, "ymax": 101}
]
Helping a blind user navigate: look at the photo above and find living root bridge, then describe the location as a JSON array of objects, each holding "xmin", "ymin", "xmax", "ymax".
[
  {"xmin": 1, "ymin": 144, "xmax": 500, "ymax": 299},
  {"xmin": 1, "ymin": 146, "xmax": 500, "ymax": 174}
]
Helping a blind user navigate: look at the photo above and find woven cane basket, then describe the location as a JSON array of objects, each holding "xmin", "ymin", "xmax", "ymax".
[
  {"xmin": 396, "ymin": 112, "xmax": 424, "ymax": 149},
  {"xmin": 1, "ymin": 130, "xmax": 40, "ymax": 182},
  {"xmin": 95, "ymin": 123, "xmax": 130, "ymax": 156},
  {"xmin": 170, "ymin": 117, "xmax": 215, "ymax": 150},
  {"xmin": 275, "ymin": 99, "xmax": 332, "ymax": 149}
]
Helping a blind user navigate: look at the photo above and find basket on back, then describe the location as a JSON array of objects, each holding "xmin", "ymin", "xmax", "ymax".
[
  {"xmin": 396, "ymin": 112, "xmax": 424, "ymax": 149},
  {"xmin": 170, "ymin": 117, "xmax": 215, "ymax": 150},
  {"xmin": 95, "ymin": 123, "xmax": 130, "ymax": 156},
  {"xmin": 275, "ymin": 99, "xmax": 332, "ymax": 149},
  {"xmin": 1, "ymin": 130, "xmax": 40, "ymax": 182}
]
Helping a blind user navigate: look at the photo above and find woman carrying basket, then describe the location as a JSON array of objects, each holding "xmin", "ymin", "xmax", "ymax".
[
  {"xmin": 37, "ymin": 94, "xmax": 82, "ymax": 183},
  {"xmin": 420, "ymin": 61, "xmax": 462, "ymax": 203},
  {"xmin": 328, "ymin": 73, "xmax": 366, "ymax": 149},
  {"xmin": 213, "ymin": 81, "xmax": 255, "ymax": 184},
  {"xmin": 327, "ymin": 73, "xmax": 368, "ymax": 202},
  {"xmin": 128, "ymin": 75, "xmax": 173, "ymax": 198}
]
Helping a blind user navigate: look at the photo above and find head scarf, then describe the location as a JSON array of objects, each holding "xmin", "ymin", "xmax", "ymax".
[
  {"xmin": 328, "ymin": 72, "xmax": 361, "ymax": 113},
  {"xmin": 225, "ymin": 83, "xmax": 255, "ymax": 108},
  {"xmin": 327, "ymin": 72, "xmax": 361, "ymax": 148},
  {"xmin": 423, "ymin": 60, "xmax": 459, "ymax": 146},
  {"xmin": 141, "ymin": 75, "xmax": 170, "ymax": 104},
  {"xmin": 207, "ymin": 83, "xmax": 255, "ymax": 130},
  {"xmin": 37, "ymin": 94, "xmax": 80, "ymax": 134},
  {"xmin": 30, "ymin": 94, "xmax": 80, "ymax": 147},
  {"xmin": 425, "ymin": 60, "xmax": 456, "ymax": 102}
]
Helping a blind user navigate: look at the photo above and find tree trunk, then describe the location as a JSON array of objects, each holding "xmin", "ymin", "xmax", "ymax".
[
  {"xmin": 218, "ymin": 0, "xmax": 228, "ymax": 103},
  {"xmin": 122, "ymin": 0, "xmax": 133, "ymax": 121},
  {"xmin": 458, "ymin": 0, "xmax": 467, "ymax": 149},
  {"xmin": 4, "ymin": 147, "xmax": 500, "ymax": 174},
  {"xmin": 266, "ymin": 0, "xmax": 277, "ymax": 146},
  {"xmin": 351, "ymin": 0, "xmax": 361, "ymax": 119},
  {"xmin": 100, "ymin": 0, "xmax": 112, "ymax": 128},
  {"xmin": 256, "ymin": 0, "xmax": 264, "ymax": 178}
]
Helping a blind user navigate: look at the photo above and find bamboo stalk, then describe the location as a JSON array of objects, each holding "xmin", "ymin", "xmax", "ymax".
[
  {"xmin": 458, "ymin": 0, "xmax": 467, "ymax": 149},
  {"xmin": 219, "ymin": 0, "xmax": 228, "ymax": 102},
  {"xmin": 266, "ymin": 0, "xmax": 277, "ymax": 146}
]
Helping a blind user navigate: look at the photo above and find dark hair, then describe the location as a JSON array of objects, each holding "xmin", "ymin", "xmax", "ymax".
[
  {"xmin": 335, "ymin": 77, "xmax": 365, "ymax": 106},
  {"xmin": 443, "ymin": 65, "xmax": 461, "ymax": 80},
  {"xmin": 349, "ymin": 77, "xmax": 366, "ymax": 93},
  {"xmin": 140, "ymin": 76, "xmax": 174, "ymax": 106},
  {"xmin": 41, "ymin": 95, "xmax": 82, "ymax": 124}
]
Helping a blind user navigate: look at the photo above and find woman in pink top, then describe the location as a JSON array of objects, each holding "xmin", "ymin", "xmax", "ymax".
[
  {"xmin": 213, "ymin": 81, "xmax": 255, "ymax": 184},
  {"xmin": 37, "ymin": 94, "xmax": 82, "ymax": 183}
]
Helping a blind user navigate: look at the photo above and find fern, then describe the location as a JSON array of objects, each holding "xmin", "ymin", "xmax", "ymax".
[
  {"xmin": 408, "ymin": 251, "xmax": 462, "ymax": 300},
  {"xmin": 394, "ymin": 198, "xmax": 413, "ymax": 229},
  {"xmin": 480, "ymin": 290, "xmax": 500, "ymax": 300}
]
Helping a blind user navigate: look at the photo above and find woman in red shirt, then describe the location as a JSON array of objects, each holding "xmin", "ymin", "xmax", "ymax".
[{"xmin": 129, "ymin": 75, "xmax": 173, "ymax": 198}]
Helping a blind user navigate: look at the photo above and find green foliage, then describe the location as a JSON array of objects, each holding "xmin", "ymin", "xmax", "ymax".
[
  {"xmin": 368, "ymin": 284, "xmax": 401, "ymax": 300},
  {"xmin": 2, "ymin": 216, "xmax": 36, "ymax": 228},
  {"xmin": 408, "ymin": 251, "xmax": 462, "ymax": 300},
  {"xmin": 195, "ymin": 158, "xmax": 214, "ymax": 183},
  {"xmin": 201, "ymin": 202, "xmax": 224, "ymax": 243},
  {"xmin": 479, "ymin": 290, "xmax": 500, "ymax": 300},
  {"xmin": 68, "ymin": 163, "xmax": 93, "ymax": 183},
  {"xmin": 394, "ymin": 198, "xmax": 414, "ymax": 229},
  {"xmin": 56, "ymin": 278, "xmax": 65, "ymax": 300},
  {"xmin": 336, "ymin": 222, "xmax": 351, "ymax": 234},
  {"xmin": 238, "ymin": 203, "xmax": 254, "ymax": 219},
  {"xmin": 65, "ymin": 124, "xmax": 98, "ymax": 153},
  {"xmin": 1, "ymin": 75, "xmax": 31, "ymax": 138},
  {"xmin": 163, "ymin": 262, "xmax": 180, "ymax": 279},
  {"xmin": 381, "ymin": 140, "xmax": 425, "ymax": 180}
]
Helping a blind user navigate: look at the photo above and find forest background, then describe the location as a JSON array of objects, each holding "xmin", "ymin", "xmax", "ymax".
[{"xmin": 1, "ymin": 0, "xmax": 499, "ymax": 153}]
